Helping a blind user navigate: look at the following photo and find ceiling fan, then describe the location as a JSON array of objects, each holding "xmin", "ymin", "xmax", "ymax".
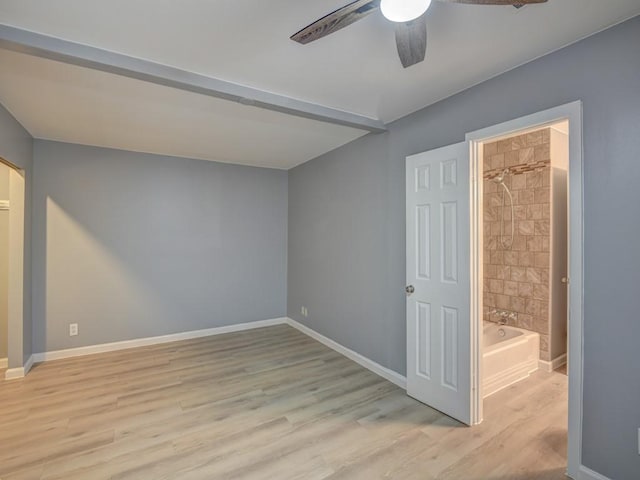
[{"xmin": 291, "ymin": 0, "xmax": 548, "ymax": 68}]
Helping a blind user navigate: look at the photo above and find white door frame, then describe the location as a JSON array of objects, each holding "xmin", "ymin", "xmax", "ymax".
[
  {"xmin": 1, "ymin": 157, "xmax": 27, "ymax": 380},
  {"xmin": 465, "ymin": 101, "xmax": 583, "ymax": 479}
]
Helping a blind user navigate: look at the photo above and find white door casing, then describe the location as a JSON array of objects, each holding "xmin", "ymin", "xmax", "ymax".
[{"xmin": 406, "ymin": 142, "xmax": 472, "ymax": 425}]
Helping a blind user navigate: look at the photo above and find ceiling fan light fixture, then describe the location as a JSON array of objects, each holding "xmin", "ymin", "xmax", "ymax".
[{"xmin": 380, "ymin": 0, "xmax": 432, "ymax": 23}]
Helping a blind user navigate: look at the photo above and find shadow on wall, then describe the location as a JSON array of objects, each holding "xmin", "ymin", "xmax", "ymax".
[{"xmin": 32, "ymin": 142, "xmax": 288, "ymax": 354}]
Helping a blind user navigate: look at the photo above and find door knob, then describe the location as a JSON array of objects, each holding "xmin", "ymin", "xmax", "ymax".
[
  {"xmin": 406, "ymin": 285, "xmax": 415, "ymax": 295},
  {"xmin": 561, "ymin": 277, "xmax": 570, "ymax": 284}
]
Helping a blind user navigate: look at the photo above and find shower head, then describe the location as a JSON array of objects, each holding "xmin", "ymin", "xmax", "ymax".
[{"xmin": 491, "ymin": 169, "xmax": 510, "ymax": 184}]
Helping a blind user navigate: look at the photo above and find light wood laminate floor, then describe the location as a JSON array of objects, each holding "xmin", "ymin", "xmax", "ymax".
[{"xmin": 0, "ymin": 325, "xmax": 568, "ymax": 479}]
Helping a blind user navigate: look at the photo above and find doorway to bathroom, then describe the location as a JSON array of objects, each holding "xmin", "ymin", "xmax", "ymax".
[
  {"xmin": 0, "ymin": 156, "xmax": 27, "ymax": 380},
  {"xmin": 404, "ymin": 101, "xmax": 583, "ymax": 478},
  {"xmin": 480, "ymin": 122, "xmax": 569, "ymax": 385},
  {"xmin": 467, "ymin": 101, "xmax": 583, "ymax": 478}
]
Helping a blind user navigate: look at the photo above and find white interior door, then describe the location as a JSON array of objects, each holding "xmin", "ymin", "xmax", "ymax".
[{"xmin": 406, "ymin": 142, "xmax": 472, "ymax": 425}]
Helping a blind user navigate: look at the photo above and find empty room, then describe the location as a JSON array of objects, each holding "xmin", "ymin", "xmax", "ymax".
[{"xmin": 0, "ymin": 1, "xmax": 639, "ymax": 479}]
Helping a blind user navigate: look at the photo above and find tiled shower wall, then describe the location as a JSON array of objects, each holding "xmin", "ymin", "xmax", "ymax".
[{"xmin": 483, "ymin": 128, "xmax": 552, "ymax": 360}]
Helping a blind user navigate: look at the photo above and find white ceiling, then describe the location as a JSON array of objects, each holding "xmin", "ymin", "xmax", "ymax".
[
  {"xmin": 0, "ymin": 49, "xmax": 366, "ymax": 169},
  {"xmin": 0, "ymin": 0, "xmax": 639, "ymax": 168}
]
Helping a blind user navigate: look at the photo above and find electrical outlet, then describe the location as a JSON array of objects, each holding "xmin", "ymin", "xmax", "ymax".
[
  {"xmin": 301, "ymin": 307, "xmax": 308, "ymax": 317},
  {"xmin": 69, "ymin": 323, "xmax": 78, "ymax": 336}
]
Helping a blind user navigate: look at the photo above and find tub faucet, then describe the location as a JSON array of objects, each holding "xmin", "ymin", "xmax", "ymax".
[{"xmin": 489, "ymin": 309, "xmax": 517, "ymax": 325}]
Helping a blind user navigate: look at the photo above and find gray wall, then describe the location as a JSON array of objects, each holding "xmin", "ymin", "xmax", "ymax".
[
  {"xmin": 33, "ymin": 140, "xmax": 287, "ymax": 353},
  {"xmin": 0, "ymin": 103, "xmax": 33, "ymax": 368},
  {"xmin": 288, "ymin": 16, "xmax": 640, "ymax": 479}
]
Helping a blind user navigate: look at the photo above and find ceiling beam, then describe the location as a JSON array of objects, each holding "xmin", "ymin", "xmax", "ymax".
[{"xmin": 0, "ymin": 24, "xmax": 387, "ymax": 133}]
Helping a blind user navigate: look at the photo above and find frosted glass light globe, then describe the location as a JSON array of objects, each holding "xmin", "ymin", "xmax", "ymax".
[{"xmin": 380, "ymin": 0, "xmax": 432, "ymax": 23}]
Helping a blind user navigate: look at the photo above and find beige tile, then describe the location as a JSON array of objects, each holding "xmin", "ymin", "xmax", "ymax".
[
  {"xmin": 534, "ymin": 252, "xmax": 550, "ymax": 268},
  {"xmin": 526, "ymin": 299, "xmax": 542, "ymax": 317},
  {"xmin": 542, "ymin": 236, "xmax": 550, "ymax": 252},
  {"xmin": 542, "ymin": 166, "xmax": 551, "ymax": 187},
  {"xmin": 511, "ymin": 174, "xmax": 527, "ymax": 190},
  {"xmin": 526, "ymin": 171, "xmax": 543, "ymax": 188},
  {"xmin": 504, "ymin": 281, "xmax": 518, "ymax": 296},
  {"xmin": 512, "ymin": 236, "xmax": 527, "ymax": 252},
  {"xmin": 534, "ymin": 145, "xmax": 550, "ymax": 162},
  {"xmin": 497, "ymin": 139, "xmax": 512, "ymax": 153},
  {"xmin": 484, "ymin": 179, "xmax": 497, "ymax": 194},
  {"xmin": 496, "ymin": 294, "xmax": 510, "ymax": 309},
  {"xmin": 540, "ymin": 267, "xmax": 550, "ymax": 286},
  {"xmin": 512, "ymin": 134, "xmax": 527, "ymax": 150},
  {"xmin": 484, "ymin": 292, "xmax": 496, "ymax": 307},
  {"xmin": 534, "ymin": 284, "xmax": 549, "ymax": 301},
  {"xmin": 496, "ymin": 265, "xmax": 511, "ymax": 280},
  {"xmin": 526, "ymin": 130, "xmax": 544, "ymax": 146},
  {"xmin": 510, "ymin": 296, "xmax": 525, "ymax": 313},
  {"xmin": 490, "ymin": 251, "xmax": 503, "ymax": 265},
  {"xmin": 485, "ymin": 206, "xmax": 497, "ymax": 222},
  {"xmin": 514, "ymin": 205, "xmax": 527, "ymax": 220},
  {"xmin": 534, "ymin": 187, "xmax": 550, "ymax": 204},
  {"xmin": 505, "ymin": 150, "xmax": 520, "ymax": 167},
  {"xmin": 517, "ymin": 313, "xmax": 533, "ymax": 330},
  {"xmin": 484, "ymin": 141, "xmax": 498, "ymax": 156},
  {"xmin": 487, "ymin": 193, "xmax": 502, "ymax": 208},
  {"xmin": 518, "ymin": 220, "xmax": 535, "ymax": 236},
  {"xmin": 533, "ymin": 315, "xmax": 548, "ymax": 334},
  {"xmin": 504, "ymin": 251, "xmax": 519, "ymax": 266},
  {"xmin": 526, "ymin": 267, "xmax": 544, "ymax": 284},
  {"xmin": 534, "ymin": 220, "xmax": 550, "ymax": 236},
  {"xmin": 518, "ymin": 282, "xmax": 533, "ymax": 298},
  {"xmin": 491, "ymin": 153, "xmax": 505, "ymax": 170},
  {"xmin": 517, "ymin": 189, "xmax": 534, "ymax": 205},
  {"xmin": 527, "ymin": 204, "xmax": 542, "ymax": 220},
  {"xmin": 491, "ymin": 221, "xmax": 502, "ymax": 236},
  {"xmin": 542, "ymin": 203, "xmax": 551, "ymax": 219},
  {"xmin": 510, "ymin": 266, "xmax": 526, "ymax": 282},
  {"xmin": 527, "ymin": 237, "xmax": 543, "ymax": 252},
  {"xmin": 519, "ymin": 251, "xmax": 534, "ymax": 267},
  {"xmin": 489, "ymin": 279, "xmax": 504, "ymax": 294},
  {"xmin": 518, "ymin": 147, "xmax": 534, "ymax": 165},
  {"xmin": 486, "ymin": 264, "xmax": 497, "ymax": 278},
  {"xmin": 540, "ymin": 335, "xmax": 550, "ymax": 359}
]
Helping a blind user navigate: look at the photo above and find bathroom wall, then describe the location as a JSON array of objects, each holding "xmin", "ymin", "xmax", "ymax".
[
  {"xmin": 550, "ymin": 127, "xmax": 569, "ymax": 361},
  {"xmin": 483, "ymin": 128, "xmax": 552, "ymax": 361}
]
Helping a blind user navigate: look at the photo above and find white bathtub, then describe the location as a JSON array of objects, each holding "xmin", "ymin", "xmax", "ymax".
[{"xmin": 483, "ymin": 322, "xmax": 540, "ymax": 398}]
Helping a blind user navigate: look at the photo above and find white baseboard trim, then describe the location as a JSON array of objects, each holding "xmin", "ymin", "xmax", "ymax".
[
  {"xmin": 579, "ymin": 465, "xmax": 612, "ymax": 480},
  {"xmin": 286, "ymin": 317, "xmax": 407, "ymax": 389},
  {"xmin": 32, "ymin": 317, "xmax": 289, "ymax": 364},
  {"xmin": 4, "ymin": 354, "xmax": 34, "ymax": 380},
  {"xmin": 539, "ymin": 353, "xmax": 568, "ymax": 373},
  {"xmin": 0, "ymin": 357, "xmax": 7, "ymax": 369},
  {"xmin": 9, "ymin": 317, "xmax": 407, "ymax": 392}
]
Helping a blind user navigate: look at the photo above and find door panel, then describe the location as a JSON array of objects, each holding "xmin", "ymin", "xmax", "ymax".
[{"xmin": 406, "ymin": 142, "xmax": 471, "ymax": 425}]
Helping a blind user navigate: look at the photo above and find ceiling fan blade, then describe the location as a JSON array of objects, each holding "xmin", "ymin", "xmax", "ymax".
[
  {"xmin": 436, "ymin": 0, "xmax": 547, "ymax": 5},
  {"xmin": 291, "ymin": 0, "xmax": 380, "ymax": 45},
  {"xmin": 395, "ymin": 15, "xmax": 427, "ymax": 68}
]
